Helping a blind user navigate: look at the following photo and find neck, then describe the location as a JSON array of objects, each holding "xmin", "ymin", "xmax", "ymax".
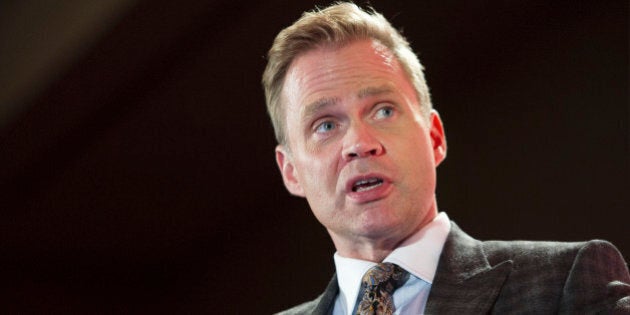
[
  {"xmin": 336, "ymin": 243, "xmax": 397, "ymax": 263},
  {"xmin": 331, "ymin": 207, "xmax": 438, "ymax": 262}
]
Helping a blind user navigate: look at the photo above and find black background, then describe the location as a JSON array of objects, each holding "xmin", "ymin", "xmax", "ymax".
[{"xmin": 1, "ymin": 0, "xmax": 628, "ymax": 313}]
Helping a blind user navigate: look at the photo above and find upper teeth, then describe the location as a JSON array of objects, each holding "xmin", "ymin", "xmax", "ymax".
[
  {"xmin": 353, "ymin": 178, "xmax": 383, "ymax": 192},
  {"xmin": 356, "ymin": 178, "xmax": 378, "ymax": 186}
]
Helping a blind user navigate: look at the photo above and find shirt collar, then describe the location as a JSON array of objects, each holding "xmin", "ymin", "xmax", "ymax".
[{"xmin": 333, "ymin": 212, "xmax": 451, "ymax": 314}]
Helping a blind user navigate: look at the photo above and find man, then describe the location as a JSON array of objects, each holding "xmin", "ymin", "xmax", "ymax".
[{"xmin": 262, "ymin": 3, "xmax": 630, "ymax": 314}]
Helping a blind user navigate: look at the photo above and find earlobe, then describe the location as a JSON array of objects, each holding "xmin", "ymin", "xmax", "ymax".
[
  {"xmin": 429, "ymin": 110, "xmax": 447, "ymax": 166},
  {"xmin": 275, "ymin": 145, "xmax": 305, "ymax": 197}
]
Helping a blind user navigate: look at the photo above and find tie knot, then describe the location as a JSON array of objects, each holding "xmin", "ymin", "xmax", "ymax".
[
  {"xmin": 361, "ymin": 263, "xmax": 408, "ymax": 293},
  {"xmin": 356, "ymin": 263, "xmax": 409, "ymax": 314}
]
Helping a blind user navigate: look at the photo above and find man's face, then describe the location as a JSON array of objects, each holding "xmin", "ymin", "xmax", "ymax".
[{"xmin": 275, "ymin": 40, "xmax": 446, "ymax": 253}]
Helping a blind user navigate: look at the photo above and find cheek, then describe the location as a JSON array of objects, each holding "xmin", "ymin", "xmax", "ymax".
[
  {"xmin": 296, "ymin": 155, "xmax": 334, "ymax": 187},
  {"xmin": 393, "ymin": 136, "xmax": 436, "ymax": 177},
  {"xmin": 303, "ymin": 141, "xmax": 340, "ymax": 170},
  {"xmin": 406, "ymin": 131, "xmax": 434, "ymax": 158},
  {"xmin": 315, "ymin": 165, "xmax": 342, "ymax": 199}
]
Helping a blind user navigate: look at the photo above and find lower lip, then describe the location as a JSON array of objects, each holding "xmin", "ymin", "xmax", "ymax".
[{"xmin": 346, "ymin": 181, "xmax": 393, "ymax": 204}]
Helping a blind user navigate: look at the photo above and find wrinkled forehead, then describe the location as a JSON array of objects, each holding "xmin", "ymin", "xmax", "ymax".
[{"xmin": 281, "ymin": 39, "xmax": 400, "ymax": 110}]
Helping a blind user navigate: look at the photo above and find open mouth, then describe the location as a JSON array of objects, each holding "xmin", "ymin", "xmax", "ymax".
[{"xmin": 352, "ymin": 177, "xmax": 384, "ymax": 192}]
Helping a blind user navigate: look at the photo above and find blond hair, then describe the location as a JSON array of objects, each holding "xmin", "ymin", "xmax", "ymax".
[{"xmin": 262, "ymin": 2, "xmax": 432, "ymax": 145}]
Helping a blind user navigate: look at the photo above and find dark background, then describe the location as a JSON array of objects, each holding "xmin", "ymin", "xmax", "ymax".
[{"xmin": 1, "ymin": 0, "xmax": 627, "ymax": 313}]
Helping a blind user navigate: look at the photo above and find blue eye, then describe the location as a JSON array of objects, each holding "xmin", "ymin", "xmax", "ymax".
[
  {"xmin": 375, "ymin": 106, "xmax": 394, "ymax": 119},
  {"xmin": 315, "ymin": 121, "xmax": 336, "ymax": 133}
]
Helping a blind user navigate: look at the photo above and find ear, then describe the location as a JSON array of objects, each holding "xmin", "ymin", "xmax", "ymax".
[
  {"xmin": 428, "ymin": 110, "xmax": 447, "ymax": 166},
  {"xmin": 275, "ymin": 145, "xmax": 306, "ymax": 197}
]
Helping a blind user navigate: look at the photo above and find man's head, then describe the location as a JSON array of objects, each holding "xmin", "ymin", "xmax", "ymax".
[
  {"xmin": 262, "ymin": 2, "xmax": 432, "ymax": 146},
  {"xmin": 263, "ymin": 3, "xmax": 446, "ymax": 261}
]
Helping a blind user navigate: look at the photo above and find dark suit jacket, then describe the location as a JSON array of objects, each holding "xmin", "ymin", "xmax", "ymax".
[{"xmin": 276, "ymin": 223, "xmax": 630, "ymax": 314}]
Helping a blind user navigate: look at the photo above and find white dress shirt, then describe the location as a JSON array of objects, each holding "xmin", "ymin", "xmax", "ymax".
[{"xmin": 332, "ymin": 212, "xmax": 451, "ymax": 315}]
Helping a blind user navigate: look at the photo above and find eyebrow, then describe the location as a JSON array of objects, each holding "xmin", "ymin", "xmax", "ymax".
[
  {"xmin": 302, "ymin": 97, "xmax": 340, "ymax": 122},
  {"xmin": 357, "ymin": 85, "xmax": 394, "ymax": 99},
  {"xmin": 301, "ymin": 85, "xmax": 394, "ymax": 121}
]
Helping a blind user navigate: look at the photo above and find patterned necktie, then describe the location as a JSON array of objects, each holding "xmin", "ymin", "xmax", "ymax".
[{"xmin": 356, "ymin": 263, "xmax": 409, "ymax": 315}]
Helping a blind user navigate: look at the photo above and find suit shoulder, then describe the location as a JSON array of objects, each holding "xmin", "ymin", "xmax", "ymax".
[
  {"xmin": 482, "ymin": 239, "xmax": 620, "ymax": 254},
  {"xmin": 575, "ymin": 239, "xmax": 625, "ymax": 259},
  {"xmin": 566, "ymin": 240, "xmax": 630, "ymax": 281},
  {"xmin": 482, "ymin": 239, "xmax": 581, "ymax": 267},
  {"xmin": 482, "ymin": 239, "xmax": 626, "ymax": 271}
]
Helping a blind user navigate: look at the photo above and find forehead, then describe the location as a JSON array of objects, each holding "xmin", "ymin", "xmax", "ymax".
[
  {"xmin": 281, "ymin": 39, "xmax": 412, "ymax": 113},
  {"xmin": 283, "ymin": 40, "xmax": 398, "ymax": 95}
]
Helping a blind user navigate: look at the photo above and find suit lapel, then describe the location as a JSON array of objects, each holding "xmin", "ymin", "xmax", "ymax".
[
  {"xmin": 312, "ymin": 274, "xmax": 339, "ymax": 315},
  {"xmin": 425, "ymin": 223, "xmax": 513, "ymax": 314}
]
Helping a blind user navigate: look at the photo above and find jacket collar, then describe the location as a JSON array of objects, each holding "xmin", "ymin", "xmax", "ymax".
[
  {"xmin": 313, "ymin": 222, "xmax": 513, "ymax": 314},
  {"xmin": 425, "ymin": 222, "xmax": 513, "ymax": 313},
  {"xmin": 313, "ymin": 274, "xmax": 339, "ymax": 315}
]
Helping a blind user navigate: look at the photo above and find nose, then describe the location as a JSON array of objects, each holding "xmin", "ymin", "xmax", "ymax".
[{"xmin": 342, "ymin": 122, "xmax": 384, "ymax": 161}]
